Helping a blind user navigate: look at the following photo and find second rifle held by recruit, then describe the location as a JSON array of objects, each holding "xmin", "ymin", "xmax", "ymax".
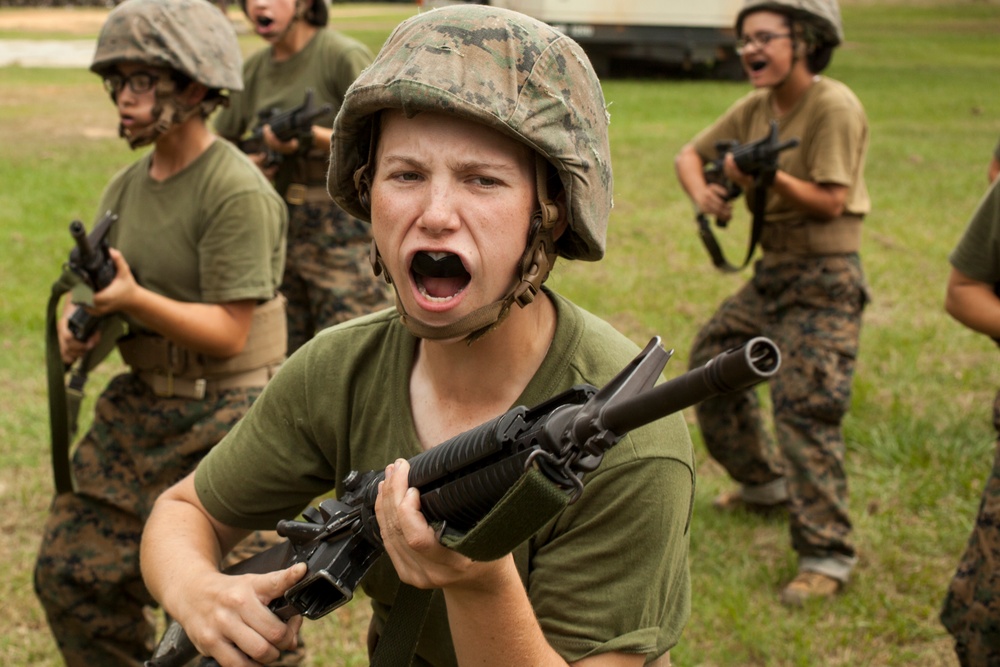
[{"xmin": 238, "ymin": 88, "xmax": 332, "ymax": 168}]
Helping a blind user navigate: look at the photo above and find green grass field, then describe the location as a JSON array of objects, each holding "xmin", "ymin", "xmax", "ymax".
[{"xmin": 2, "ymin": 2, "xmax": 999, "ymax": 665}]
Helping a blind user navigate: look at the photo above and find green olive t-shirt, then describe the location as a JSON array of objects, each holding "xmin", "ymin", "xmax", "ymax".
[
  {"xmin": 950, "ymin": 179, "xmax": 1000, "ymax": 284},
  {"xmin": 693, "ymin": 75, "xmax": 870, "ymax": 228},
  {"xmin": 213, "ymin": 28, "xmax": 372, "ymax": 142},
  {"xmin": 195, "ymin": 291, "xmax": 694, "ymax": 665},
  {"xmin": 98, "ymin": 140, "xmax": 286, "ymax": 303}
]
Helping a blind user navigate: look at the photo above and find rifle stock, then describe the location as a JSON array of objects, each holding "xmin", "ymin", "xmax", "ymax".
[{"xmin": 146, "ymin": 336, "xmax": 780, "ymax": 667}]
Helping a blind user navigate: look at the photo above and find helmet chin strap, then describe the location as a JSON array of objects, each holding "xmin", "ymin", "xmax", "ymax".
[
  {"xmin": 365, "ymin": 154, "xmax": 561, "ymax": 344},
  {"xmin": 775, "ymin": 22, "xmax": 811, "ymax": 88},
  {"xmin": 119, "ymin": 79, "xmax": 208, "ymax": 149},
  {"xmin": 270, "ymin": 0, "xmax": 309, "ymax": 44}
]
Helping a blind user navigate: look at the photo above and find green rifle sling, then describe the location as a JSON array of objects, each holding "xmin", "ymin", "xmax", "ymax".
[
  {"xmin": 697, "ymin": 175, "xmax": 773, "ymax": 273},
  {"xmin": 45, "ymin": 268, "xmax": 123, "ymax": 495}
]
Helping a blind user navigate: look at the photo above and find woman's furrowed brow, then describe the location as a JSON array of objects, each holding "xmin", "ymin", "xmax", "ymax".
[{"xmin": 380, "ymin": 153, "xmax": 520, "ymax": 175}]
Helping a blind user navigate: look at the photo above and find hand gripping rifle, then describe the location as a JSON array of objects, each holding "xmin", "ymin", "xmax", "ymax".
[
  {"xmin": 697, "ymin": 120, "xmax": 799, "ymax": 273},
  {"xmin": 146, "ymin": 336, "xmax": 781, "ymax": 667},
  {"xmin": 238, "ymin": 88, "xmax": 332, "ymax": 169},
  {"xmin": 66, "ymin": 211, "xmax": 118, "ymax": 342}
]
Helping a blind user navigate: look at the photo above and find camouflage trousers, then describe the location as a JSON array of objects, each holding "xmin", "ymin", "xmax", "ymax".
[
  {"xmin": 33, "ymin": 373, "xmax": 296, "ymax": 667},
  {"xmin": 940, "ymin": 390, "xmax": 1000, "ymax": 666},
  {"xmin": 690, "ymin": 254, "xmax": 867, "ymax": 571},
  {"xmin": 282, "ymin": 199, "xmax": 391, "ymax": 355}
]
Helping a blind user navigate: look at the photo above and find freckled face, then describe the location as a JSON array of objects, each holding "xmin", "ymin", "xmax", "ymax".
[{"xmin": 370, "ymin": 110, "xmax": 537, "ymax": 326}]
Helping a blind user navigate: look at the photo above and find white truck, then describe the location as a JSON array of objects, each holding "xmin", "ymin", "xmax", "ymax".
[{"xmin": 415, "ymin": 0, "xmax": 744, "ymax": 78}]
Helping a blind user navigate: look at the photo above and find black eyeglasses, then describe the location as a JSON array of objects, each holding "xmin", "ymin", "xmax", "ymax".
[
  {"xmin": 735, "ymin": 32, "xmax": 792, "ymax": 54},
  {"xmin": 102, "ymin": 71, "xmax": 160, "ymax": 96}
]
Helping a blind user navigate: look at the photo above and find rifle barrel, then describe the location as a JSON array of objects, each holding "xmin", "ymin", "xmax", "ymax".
[
  {"xmin": 69, "ymin": 220, "xmax": 96, "ymax": 267},
  {"xmin": 602, "ymin": 337, "xmax": 780, "ymax": 436}
]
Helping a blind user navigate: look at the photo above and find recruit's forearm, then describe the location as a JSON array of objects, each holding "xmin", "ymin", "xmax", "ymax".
[
  {"xmin": 770, "ymin": 172, "xmax": 848, "ymax": 220},
  {"xmin": 443, "ymin": 554, "xmax": 647, "ymax": 667},
  {"xmin": 85, "ymin": 249, "xmax": 257, "ymax": 357},
  {"xmin": 946, "ymin": 268, "xmax": 1000, "ymax": 338},
  {"xmin": 141, "ymin": 474, "xmax": 248, "ymax": 615},
  {"xmin": 126, "ymin": 290, "xmax": 255, "ymax": 357},
  {"xmin": 674, "ymin": 143, "xmax": 709, "ymax": 204},
  {"xmin": 444, "ymin": 556, "xmax": 571, "ymax": 667}
]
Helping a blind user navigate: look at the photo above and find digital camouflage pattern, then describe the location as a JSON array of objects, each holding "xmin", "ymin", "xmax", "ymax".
[
  {"xmin": 90, "ymin": 0, "xmax": 243, "ymax": 90},
  {"xmin": 329, "ymin": 4, "xmax": 612, "ymax": 262},
  {"xmin": 940, "ymin": 390, "xmax": 1000, "ymax": 666},
  {"xmin": 689, "ymin": 255, "xmax": 866, "ymax": 575},
  {"xmin": 282, "ymin": 202, "xmax": 391, "ymax": 354},
  {"xmin": 34, "ymin": 375, "xmax": 263, "ymax": 666},
  {"xmin": 736, "ymin": 0, "xmax": 844, "ymax": 46}
]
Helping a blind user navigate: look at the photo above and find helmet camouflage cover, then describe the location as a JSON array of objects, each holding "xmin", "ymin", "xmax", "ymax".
[
  {"xmin": 90, "ymin": 0, "xmax": 243, "ymax": 91},
  {"xmin": 329, "ymin": 4, "xmax": 613, "ymax": 262},
  {"xmin": 736, "ymin": 0, "xmax": 844, "ymax": 47}
]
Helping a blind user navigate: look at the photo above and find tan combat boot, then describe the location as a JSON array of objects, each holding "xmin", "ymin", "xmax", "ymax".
[
  {"xmin": 780, "ymin": 571, "xmax": 842, "ymax": 606},
  {"xmin": 712, "ymin": 489, "xmax": 787, "ymax": 516}
]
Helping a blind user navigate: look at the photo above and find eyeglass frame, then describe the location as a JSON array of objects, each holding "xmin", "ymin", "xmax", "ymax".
[
  {"xmin": 735, "ymin": 32, "xmax": 793, "ymax": 54},
  {"xmin": 102, "ymin": 71, "xmax": 161, "ymax": 96}
]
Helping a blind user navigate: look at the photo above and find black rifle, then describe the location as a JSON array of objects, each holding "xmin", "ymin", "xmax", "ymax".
[
  {"xmin": 146, "ymin": 336, "xmax": 781, "ymax": 667},
  {"xmin": 697, "ymin": 120, "xmax": 799, "ymax": 272},
  {"xmin": 66, "ymin": 211, "xmax": 118, "ymax": 342},
  {"xmin": 238, "ymin": 88, "xmax": 332, "ymax": 168}
]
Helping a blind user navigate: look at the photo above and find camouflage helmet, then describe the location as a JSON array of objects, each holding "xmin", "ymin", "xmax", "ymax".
[
  {"xmin": 736, "ymin": 0, "xmax": 844, "ymax": 47},
  {"xmin": 329, "ymin": 4, "xmax": 612, "ymax": 262},
  {"xmin": 90, "ymin": 0, "xmax": 243, "ymax": 91}
]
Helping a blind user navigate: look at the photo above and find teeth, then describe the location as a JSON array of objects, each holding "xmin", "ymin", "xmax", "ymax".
[
  {"xmin": 426, "ymin": 251, "xmax": 449, "ymax": 261},
  {"xmin": 417, "ymin": 283, "xmax": 457, "ymax": 303}
]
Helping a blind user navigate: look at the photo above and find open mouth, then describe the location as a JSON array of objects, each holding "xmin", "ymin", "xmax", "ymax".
[
  {"xmin": 256, "ymin": 16, "xmax": 274, "ymax": 28},
  {"xmin": 411, "ymin": 251, "xmax": 470, "ymax": 302},
  {"xmin": 749, "ymin": 60, "xmax": 767, "ymax": 72}
]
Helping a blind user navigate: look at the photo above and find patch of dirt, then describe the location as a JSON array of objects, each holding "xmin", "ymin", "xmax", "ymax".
[
  {"xmin": 0, "ymin": 4, "xmax": 417, "ymax": 36},
  {"xmin": 0, "ymin": 7, "xmax": 109, "ymax": 35}
]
